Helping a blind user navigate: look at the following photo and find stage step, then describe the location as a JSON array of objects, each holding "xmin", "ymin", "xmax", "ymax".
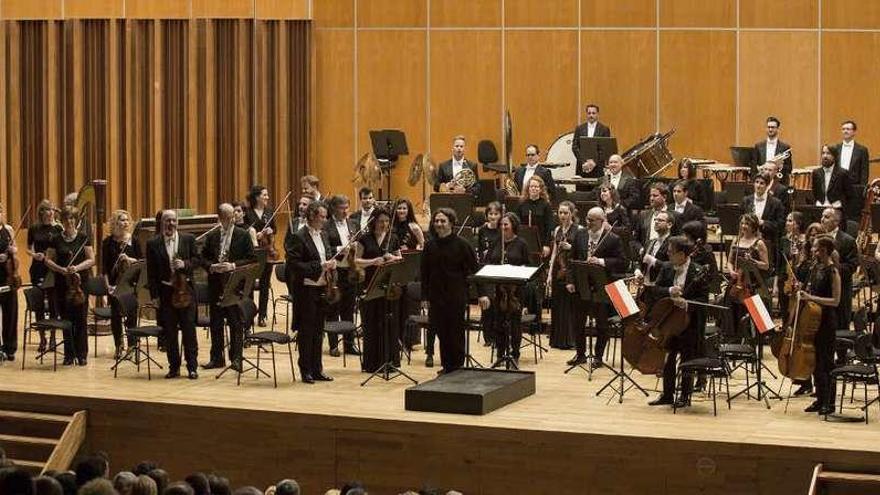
[
  {"xmin": 0, "ymin": 408, "xmax": 86, "ymax": 475},
  {"xmin": 809, "ymin": 463, "xmax": 880, "ymax": 495},
  {"xmin": 8, "ymin": 459, "xmax": 45, "ymax": 475},
  {"xmin": 0, "ymin": 409, "xmax": 72, "ymax": 438}
]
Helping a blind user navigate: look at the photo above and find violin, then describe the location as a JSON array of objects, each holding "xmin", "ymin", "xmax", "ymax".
[
  {"xmin": 728, "ymin": 232, "xmax": 753, "ymax": 302},
  {"xmin": 3, "ymin": 204, "xmax": 30, "ymax": 290},
  {"xmin": 171, "ymin": 255, "xmax": 193, "ymax": 309},
  {"xmin": 258, "ymin": 191, "xmax": 293, "ymax": 263},
  {"xmin": 65, "ymin": 271, "xmax": 85, "ymax": 306}
]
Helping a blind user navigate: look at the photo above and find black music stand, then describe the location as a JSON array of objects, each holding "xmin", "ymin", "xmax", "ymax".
[
  {"xmin": 578, "ymin": 137, "xmax": 618, "ymax": 170},
  {"xmin": 564, "ymin": 260, "xmax": 604, "ymax": 379},
  {"xmin": 519, "ymin": 225, "xmax": 542, "ymax": 265},
  {"xmin": 361, "ymin": 255, "xmax": 419, "ymax": 386},
  {"xmin": 728, "ymin": 304, "xmax": 783, "ymax": 408},
  {"xmin": 215, "ymin": 263, "xmax": 263, "ymax": 380},
  {"xmin": 430, "ymin": 193, "xmax": 474, "ymax": 227},
  {"xmin": 370, "ymin": 129, "xmax": 409, "ymax": 200},
  {"xmin": 730, "ymin": 146, "xmax": 756, "ymax": 169},
  {"xmin": 795, "ymin": 205, "xmax": 827, "ymax": 229}
]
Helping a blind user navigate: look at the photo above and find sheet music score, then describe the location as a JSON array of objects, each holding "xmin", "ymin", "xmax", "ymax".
[{"xmin": 475, "ymin": 264, "xmax": 541, "ymax": 281}]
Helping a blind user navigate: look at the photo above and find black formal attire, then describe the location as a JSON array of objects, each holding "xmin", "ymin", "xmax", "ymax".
[
  {"xmin": 350, "ymin": 208, "xmax": 374, "ymax": 232},
  {"xmin": 832, "ymin": 141, "xmax": 870, "ymax": 186},
  {"xmin": 477, "ymin": 225, "xmax": 500, "ymax": 264},
  {"xmin": 323, "ymin": 216, "xmax": 359, "ymax": 353},
  {"xmin": 0, "ymin": 226, "xmax": 19, "ymax": 358},
  {"xmin": 569, "ymin": 228, "xmax": 625, "ymax": 361},
  {"xmin": 766, "ymin": 179, "xmax": 790, "ymax": 212},
  {"xmin": 359, "ymin": 231, "xmax": 401, "ymax": 372},
  {"xmin": 835, "ymin": 229, "xmax": 858, "ymax": 332},
  {"xmin": 482, "ymin": 236, "xmax": 529, "ymax": 362},
  {"xmin": 690, "ymin": 241, "xmax": 720, "ymax": 299},
  {"xmin": 743, "ymin": 193, "xmax": 785, "ymax": 274},
  {"xmin": 635, "ymin": 208, "xmax": 670, "ymax": 253},
  {"xmin": 776, "ymin": 236, "xmax": 802, "ymax": 321},
  {"xmin": 198, "ymin": 226, "xmax": 255, "ymax": 365},
  {"xmin": 685, "ymin": 179, "xmax": 711, "ymax": 212},
  {"xmin": 604, "ymin": 204, "xmax": 631, "ymax": 232},
  {"xmin": 647, "ymin": 260, "xmax": 708, "ymax": 401},
  {"xmin": 146, "ymin": 232, "xmax": 198, "ymax": 374},
  {"xmin": 393, "ymin": 221, "xmax": 422, "ymax": 349},
  {"xmin": 514, "ymin": 165, "xmax": 557, "ymax": 201},
  {"xmin": 516, "ymin": 198, "xmax": 555, "ymax": 251},
  {"xmin": 669, "ymin": 201, "xmax": 704, "ymax": 228},
  {"xmin": 421, "ymin": 232, "xmax": 479, "ymax": 372},
  {"xmin": 549, "ymin": 224, "xmax": 580, "ymax": 350},
  {"xmin": 571, "ymin": 121, "xmax": 612, "ymax": 178},
  {"xmin": 28, "ymin": 222, "xmax": 62, "ymax": 320},
  {"xmin": 244, "ymin": 207, "xmax": 276, "ymax": 322},
  {"xmin": 637, "ymin": 234, "xmax": 670, "ymax": 308},
  {"xmin": 50, "ymin": 232, "xmax": 91, "ymax": 362},
  {"xmin": 287, "ymin": 226, "xmax": 332, "ymax": 379},
  {"xmin": 811, "ymin": 165, "xmax": 852, "ymax": 210},
  {"xmin": 753, "ymin": 140, "xmax": 792, "ymax": 181},
  {"xmin": 434, "ymin": 159, "xmax": 481, "ymax": 197},
  {"xmin": 724, "ymin": 242, "xmax": 768, "ymax": 339},
  {"xmin": 283, "ymin": 217, "xmax": 307, "ymax": 333},
  {"xmin": 808, "ymin": 263, "xmax": 839, "ymax": 410},
  {"xmin": 607, "ymin": 172, "xmax": 641, "ymax": 211},
  {"xmin": 102, "ymin": 235, "xmax": 142, "ymax": 351}
]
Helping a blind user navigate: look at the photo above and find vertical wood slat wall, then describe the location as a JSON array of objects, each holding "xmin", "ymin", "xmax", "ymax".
[{"xmin": 0, "ymin": 18, "xmax": 310, "ymax": 230}]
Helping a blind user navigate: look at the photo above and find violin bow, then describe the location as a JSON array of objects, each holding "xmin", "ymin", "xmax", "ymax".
[{"xmin": 260, "ymin": 190, "xmax": 293, "ymax": 235}]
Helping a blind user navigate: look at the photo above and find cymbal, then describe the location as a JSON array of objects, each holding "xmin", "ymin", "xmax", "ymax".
[
  {"xmin": 408, "ymin": 154, "xmax": 424, "ymax": 186},
  {"xmin": 424, "ymin": 154, "xmax": 439, "ymax": 186}
]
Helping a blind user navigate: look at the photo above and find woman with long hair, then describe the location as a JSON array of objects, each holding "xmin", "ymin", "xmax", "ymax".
[
  {"xmin": 27, "ymin": 200, "xmax": 63, "ymax": 332},
  {"xmin": 548, "ymin": 201, "xmax": 580, "ymax": 350},
  {"xmin": 724, "ymin": 213, "xmax": 770, "ymax": 339},
  {"xmin": 597, "ymin": 182, "xmax": 631, "ymax": 231},
  {"xmin": 392, "ymin": 198, "xmax": 425, "ymax": 251},
  {"xmin": 244, "ymin": 185, "xmax": 275, "ymax": 326},
  {"xmin": 102, "ymin": 209, "xmax": 141, "ymax": 358},
  {"xmin": 516, "ymin": 175, "xmax": 554, "ymax": 258}
]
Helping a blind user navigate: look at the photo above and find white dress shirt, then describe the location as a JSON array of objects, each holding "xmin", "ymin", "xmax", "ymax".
[
  {"xmin": 587, "ymin": 122, "xmax": 597, "ymax": 138},
  {"xmin": 359, "ymin": 208, "xmax": 373, "ymax": 230},
  {"xmin": 609, "ymin": 171, "xmax": 621, "ymax": 189},
  {"xmin": 303, "ymin": 227, "xmax": 328, "ymax": 287},
  {"xmin": 522, "ymin": 165, "xmax": 537, "ymax": 189},
  {"xmin": 752, "ymin": 194, "xmax": 767, "ymax": 220},
  {"xmin": 840, "ymin": 141, "xmax": 855, "ymax": 171},
  {"xmin": 219, "ymin": 226, "xmax": 233, "ymax": 262},
  {"xmin": 765, "ymin": 139, "xmax": 778, "ymax": 163},
  {"xmin": 672, "ymin": 258, "xmax": 691, "ymax": 291},
  {"xmin": 452, "ymin": 158, "xmax": 465, "ymax": 178}
]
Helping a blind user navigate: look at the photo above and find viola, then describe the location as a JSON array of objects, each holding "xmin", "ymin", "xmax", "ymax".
[
  {"xmin": 65, "ymin": 271, "xmax": 85, "ymax": 306},
  {"xmin": 171, "ymin": 257, "xmax": 192, "ymax": 309}
]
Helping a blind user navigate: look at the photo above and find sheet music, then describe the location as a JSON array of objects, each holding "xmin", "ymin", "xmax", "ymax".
[{"xmin": 475, "ymin": 264, "xmax": 540, "ymax": 281}]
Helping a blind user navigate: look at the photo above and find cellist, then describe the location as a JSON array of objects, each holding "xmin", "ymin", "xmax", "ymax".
[{"xmin": 646, "ymin": 236, "xmax": 708, "ymax": 409}]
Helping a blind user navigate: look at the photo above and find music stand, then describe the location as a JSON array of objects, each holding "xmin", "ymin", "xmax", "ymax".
[
  {"xmin": 369, "ymin": 129, "xmax": 409, "ymax": 199},
  {"xmin": 361, "ymin": 255, "xmax": 419, "ymax": 386},
  {"xmin": 430, "ymin": 193, "xmax": 474, "ymax": 226},
  {"xmin": 730, "ymin": 146, "xmax": 756, "ymax": 169},
  {"xmin": 215, "ymin": 263, "xmax": 264, "ymax": 380},
  {"xmin": 795, "ymin": 205, "xmax": 826, "ymax": 228},
  {"xmin": 112, "ymin": 261, "xmax": 144, "ymax": 300},
  {"xmin": 728, "ymin": 307, "xmax": 783, "ymax": 408},
  {"xmin": 578, "ymin": 137, "xmax": 618, "ymax": 170},
  {"xmin": 519, "ymin": 225, "xmax": 543, "ymax": 266}
]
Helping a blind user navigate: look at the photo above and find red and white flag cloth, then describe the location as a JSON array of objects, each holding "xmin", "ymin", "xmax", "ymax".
[
  {"xmin": 744, "ymin": 294, "xmax": 775, "ymax": 334},
  {"xmin": 605, "ymin": 279, "xmax": 640, "ymax": 318}
]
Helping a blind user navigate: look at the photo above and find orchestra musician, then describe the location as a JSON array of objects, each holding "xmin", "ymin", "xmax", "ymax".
[
  {"xmin": 753, "ymin": 116, "xmax": 793, "ymax": 182},
  {"xmin": 677, "ymin": 160, "xmax": 710, "ymax": 211},
  {"xmin": 832, "ymin": 120, "xmax": 871, "ymax": 221},
  {"xmin": 820, "ymin": 207, "xmax": 857, "ymax": 335},
  {"xmin": 421, "ymin": 208, "xmax": 479, "ymax": 374},
  {"xmin": 45, "ymin": 206, "xmax": 95, "ymax": 366},
  {"xmin": 476, "ymin": 202, "xmax": 502, "ymax": 349},
  {"xmin": 287, "ymin": 201, "xmax": 335, "ymax": 384},
  {"xmin": 101, "ymin": 209, "xmax": 141, "ymax": 359},
  {"xmin": 516, "ymin": 175, "xmax": 555, "ymax": 258},
  {"xmin": 744, "ymin": 174, "xmax": 785, "ymax": 273},
  {"xmin": 392, "ymin": 199, "xmax": 425, "ymax": 252},
  {"xmin": 597, "ymin": 183, "xmax": 631, "ymax": 233},
  {"xmin": 323, "ymin": 194, "xmax": 360, "ymax": 357},
  {"xmin": 605, "ymin": 154, "xmax": 640, "ymax": 211},
  {"xmin": 634, "ymin": 211, "xmax": 672, "ymax": 307},
  {"xmin": 27, "ymin": 200, "xmax": 62, "ymax": 325},
  {"xmin": 300, "ymin": 175, "xmax": 324, "ymax": 203},
  {"xmin": 670, "ymin": 180, "xmax": 705, "ymax": 226},
  {"xmin": 724, "ymin": 213, "xmax": 770, "ymax": 339},
  {"xmin": 681, "ymin": 220, "xmax": 718, "ymax": 291},
  {"xmin": 353, "ymin": 207, "xmax": 403, "ymax": 373},
  {"xmin": 283, "ymin": 193, "xmax": 315, "ymax": 335},
  {"xmin": 146, "ymin": 209, "xmax": 198, "ymax": 379},
  {"xmin": 812, "ymin": 145, "xmax": 852, "ymax": 211},
  {"xmin": 566, "ymin": 207, "xmax": 625, "ymax": 368},
  {"xmin": 244, "ymin": 185, "xmax": 277, "ymax": 327},
  {"xmin": 232, "ymin": 201, "xmax": 258, "ymax": 246},
  {"xmin": 0, "ymin": 203, "xmax": 19, "ymax": 360},
  {"xmin": 572, "ymin": 103, "xmax": 612, "ymax": 178},
  {"xmin": 350, "ymin": 187, "xmax": 375, "ymax": 231},
  {"xmin": 646, "ymin": 236, "xmax": 709, "ymax": 408},
  {"xmin": 761, "ymin": 161, "xmax": 790, "ymax": 210},
  {"xmin": 777, "ymin": 212, "xmax": 807, "ymax": 322},
  {"xmin": 548, "ymin": 201, "xmax": 580, "ymax": 350},
  {"xmin": 635, "ymin": 182, "xmax": 673, "ymax": 252},
  {"xmin": 435, "ymin": 135, "xmax": 481, "ymax": 197},
  {"xmin": 198, "ymin": 203, "xmax": 256, "ymax": 372},
  {"xmin": 513, "ymin": 144, "xmax": 556, "ymax": 202}
]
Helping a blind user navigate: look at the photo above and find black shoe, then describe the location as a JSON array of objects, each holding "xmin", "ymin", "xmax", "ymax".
[
  {"xmin": 258, "ymin": 317, "xmax": 267, "ymax": 327},
  {"xmin": 649, "ymin": 396, "xmax": 674, "ymax": 406},
  {"xmin": 804, "ymin": 401, "xmax": 822, "ymax": 413},
  {"xmin": 329, "ymin": 348, "xmax": 341, "ymax": 357},
  {"xmin": 188, "ymin": 370, "xmax": 199, "ymax": 380},
  {"xmin": 673, "ymin": 398, "xmax": 690, "ymax": 409},
  {"xmin": 590, "ymin": 360, "xmax": 604, "ymax": 371},
  {"xmin": 818, "ymin": 405, "xmax": 835, "ymax": 415},
  {"xmin": 301, "ymin": 374, "xmax": 315, "ymax": 384},
  {"xmin": 165, "ymin": 370, "xmax": 180, "ymax": 379},
  {"xmin": 5, "ymin": 354, "xmax": 14, "ymax": 362},
  {"xmin": 77, "ymin": 358, "xmax": 87, "ymax": 366},
  {"xmin": 344, "ymin": 347, "xmax": 361, "ymax": 356},
  {"xmin": 315, "ymin": 373, "xmax": 334, "ymax": 382},
  {"xmin": 63, "ymin": 358, "xmax": 74, "ymax": 366},
  {"xmin": 566, "ymin": 354, "xmax": 588, "ymax": 366},
  {"xmin": 793, "ymin": 384, "xmax": 814, "ymax": 396},
  {"xmin": 202, "ymin": 361, "xmax": 225, "ymax": 370},
  {"xmin": 425, "ymin": 355, "xmax": 434, "ymax": 368},
  {"xmin": 230, "ymin": 360, "xmax": 243, "ymax": 373}
]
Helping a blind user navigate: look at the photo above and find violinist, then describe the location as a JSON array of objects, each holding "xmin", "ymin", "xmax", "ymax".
[
  {"xmin": 421, "ymin": 208, "xmax": 479, "ymax": 374},
  {"xmin": 287, "ymin": 201, "xmax": 335, "ymax": 384},
  {"xmin": 798, "ymin": 236, "xmax": 841, "ymax": 415},
  {"xmin": 634, "ymin": 211, "xmax": 672, "ymax": 307},
  {"xmin": 670, "ymin": 180, "xmax": 705, "ymax": 226},
  {"xmin": 516, "ymin": 176, "xmax": 554, "ymax": 258},
  {"xmin": 101, "ymin": 209, "xmax": 142, "ymax": 359},
  {"xmin": 198, "ymin": 204, "xmax": 255, "ymax": 372},
  {"xmin": 146, "ymin": 209, "xmax": 198, "ymax": 379},
  {"xmin": 597, "ymin": 183, "xmax": 631, "ymax": 232},
  {"xmin": 677, "ymin": 160, "xmax": 709, "ymax": 211},
  {"xmin": 0, "ymin": 203, "xmax": 19, "ymax": 360},
  {"xmin": 476, "ymin": 202, "xmax": 502, "ymax": 264},
  {"xmin": 681, "ymin": 220, "xmax": 718, "ymax": 290},
  {"xmin": 392, "ymin": 198, "xmax": 424, "ymax": 356},
  {"xmin": 392, "ymin": 198, "xmax": 425, "ymax": 252},
  {"xmin": 232, "ymin": 201, "xmax": 258, "ymax": 246},
  {"xmin": 778, "ymin": 212, "xmax": 806, "ymax": 323},
  {"xmin": 27, "ymin": 200, "xmax": 62, "ymax": 323},
  {"xmin": 566, "ymin": 207, "xmax": 625, "ymax": 368},
  {"xmin": 549, "ymin": 201, "xmax": 580, "ymax": 350},
  {"xmin": 245, "ymin": 185, "xmax": 276, "ymax": 327},
  {"xmin": 283, "ymin": 193, "xmax": 315, "ymax": 336},
  {"xmin": 45, "ymin": 206, "xmax": 95, "ymax": 366},
  {"xmin": 323, "ymin": 194, "xmax": 359, "ymax": 357},
  {"xmin": 646, "ymin": 236, "xmax": 708, "ymax": 408},
  {"xmin": 354, "ymin": 207, "xmax": 402, "ymax": 373},
  {"xmin": 481, "ymin": 213, "xmax": 530, "ymax": 368},
  {"xmin": 724, "ymin": 213, "xmax": 770, "ymax": 339}
]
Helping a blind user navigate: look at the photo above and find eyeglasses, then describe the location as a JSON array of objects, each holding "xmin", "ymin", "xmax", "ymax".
[{"xmin": 526, "ymin": 153, "xmax": 537, "ymax": 157}]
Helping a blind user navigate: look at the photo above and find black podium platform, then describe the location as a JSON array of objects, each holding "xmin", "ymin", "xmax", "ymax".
[{"xmin": 405, "ymin": 368, "xmax": 535, "ymax": 415}]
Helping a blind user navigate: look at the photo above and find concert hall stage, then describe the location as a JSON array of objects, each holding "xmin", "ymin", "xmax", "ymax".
[{"xmin": 2, "ymin": 330, "xmax": 880, "ymax": 495}]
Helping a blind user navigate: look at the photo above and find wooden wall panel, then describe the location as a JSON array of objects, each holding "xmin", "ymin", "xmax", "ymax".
[
  {"xmin": 193, "ymin": 0, "xmax": 254, "ymax": 19},
  {"xmin": 314, "ymin": 30, "xmax": 354, "ymax": 198},
  {"xmin": 429, "ymin": 31, "xmax": 501, "ymax": 183},
  {"xmin": 823, "ymin": 0, "xmax": 880, "ymax": 29},
  {"xmin": 659, "ymin": 31, "xmax": 736, "ymax": 160},
  {"xmin": 821, "ymin": 33, "xmax": 880, "ymax": 161},
  {"xmin": 504, "ymin": 31, "xmax": 578, "ymax": 168},
  {"xmin": 65, "ymin": 0, "xmax": 124, "ymax": 19},
  {"xmin": 659, "ymin": 0, "xmax": 735, "ymax": 28},
  {"xmin": 581, "ymin": 0, "xmax": 655, "ymax": 27},
  {"xmin": 312, "ymin": 0, "xmax": 354, "ymax": 27},
  {"xmin": 430, "ymin": 0, "xmax": 500, "ymax": 28},
  {"xmin": 581, "ymin": 31, "xmax": 656, "ymax": 152},
  {"xmin": 739, "ymin": 32, "xmax": 819, "ymax": 167},
  {"xmin": 2, "ymin": 0, "xmax": 62, "ymax": 20},
  {"xmin": 357, "ymin": 30, "xmax": 426, "ymax": 200},
  {"xmin": 739, "ymin": 0, "xmax": 818, "ymax": 29},
  {"xmin": 504, "ymin": 0, "xmax": 578, "ymax": 27},
  {"xmin": 256, "ymin": 0, "xmax": 311, "ymax": 20},
  {"xmin": 358, "ymin": 0, "xmax": 426, "ymax": 28},
  {"xmin": 126, "ymin": 0, "xmax": 191, "ymax": 19}
]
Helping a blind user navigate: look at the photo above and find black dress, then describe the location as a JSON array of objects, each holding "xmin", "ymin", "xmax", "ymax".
[
  {"xmin": 549, "ymin": 224, "xmax": 579, "ymax": 350},
  {"xmin": 516, "ymin": 198, "xmax": 555, "ymax": 250},
  {"xmin": 482, "ymin": 236, "xmax": 530, "ymax": 362},
  {"xmin": 725, "ymin": 243, "xmax": 767, "ymax": 340},
  {"xmin": 102, "ymin": 235, "xmax": 142, "ymax": 350},
  {"xmin": 477, "ymin": 224, "xmax": 500, "ymax": 264},
  {"xmin": 244, "ymin": 207, "xmax": 275, "ymax": 321},
  {"xmin": 51, "ymin": 232, "xmax": 91, "ymax": 361},
  {"xmin": 360, "ymin": 231, "xmax": 401, "ymax": 373},
  {"xmin": 393, "ymin": 221, "xmax": 421, "ymax": 348},
  {"xmin": 810, "ymin": 263, "xmax": 839, "ymax": 410},
  {"xmin": 28, "ymin": 222, "xmax": 62, "ymax": 286}
]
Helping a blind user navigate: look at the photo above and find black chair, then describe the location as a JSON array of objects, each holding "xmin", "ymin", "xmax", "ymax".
[
  {"xmin": 20, "ymin": 286, "xmax": 52, "ymax": 369},
  {"xmin": 519, "ymin": 313, "xmax": 547, "ymax": 364},
  {"xmin": 830, "ymin": 334, "xmax": 880, "ymax": 424},
  {"xmin": 84, "ymin": 276, "xmax": 113, "ymax": 357},
  {"xmin": 21, "ymin": 287, "xmax": 69, "ymax": 372},
  {"xmin": 112, "ymin": 293, "xmax": 165, "ymax": 380},
  {"xmin": 243, "ymin": 299, "xmax": 296, "ymax": 387},
  {"xmin": 674, "ymin": 357, "xmax": 731, "ymax": 416},
  {"xmin": 405, "ymin": 313, "xmax": 431, "ymax": 366},
  {"xmin": 272, "ymin": 263, "xmax": 294, "ymax": 333},
  {"xmin": 324, "ymin": 321, "xmax": 360, "ymax": 368}
]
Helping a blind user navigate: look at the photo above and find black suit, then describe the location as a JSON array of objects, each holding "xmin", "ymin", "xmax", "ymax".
[
  {"xmin": 811, "ymin": 166, "xmax": 852, "ymax": 210},
  {"xmin": 287, "ymin": 226, "xmax": 330, "ymax": 378},
  {"xmin": 753, "ymin": 140, "xmax": 793, "ymax": 181},
  {"xmin": 767, "ymin": 180, "xmax": 790, "ymax": 211},
  {"xmin": 434, "ymin": 159, "xmax": 481, "ymax": 197},
  {"xmin": 668, "ymin": 201, "xmax": 704, "ymax": 228},
  {"xmin": 146, "ymin": 232, "xmax": 198, "ymax": 373},
  {"xmin": 198, "ymin": 226, "xmax": 256, "ymax": 365},
  {"xmin": 514, "ymin": 165, "xmax": 556, "ymax": 201},
  {"xmin": 835, "ymin": 229, "xmax": 858, "ymax": 331},
  {"xmin": 568, "ymin": 228, "xmax": 625, "ymax": 360},
  {"xmin": 635, "ymin": 208, "xmax": 670, "ymax": 251},
  {"xmin": 609, "ymin": 173, "xmax": 640, "ymax": 211},
  {"xmin": 572, "ymin": 121, "xmax": 612, "ymax": 178},
  {"xmin": 832, "ymin": 141, "xmax": 870, "ymax": 186},
  {"xmin": 742, "ymin": 194, "xmax": 785, "ymax": 271},
  {"xmin": 323, "ymin": 217, "xmax": 359, "ymax": 352},
  {"xmin": 638, "ymin": 235, "xmax": 670, "ymax": 307}
]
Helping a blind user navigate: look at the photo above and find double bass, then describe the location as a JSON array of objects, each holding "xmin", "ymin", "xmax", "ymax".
[{"xmin": 773, "ymin": 260, "xmax": 821, "ymax": 380}]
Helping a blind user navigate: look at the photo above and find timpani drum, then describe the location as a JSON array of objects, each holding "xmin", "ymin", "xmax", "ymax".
[
  {"xmin": 546, "ymin": 132, "xmax": 579, "ymax": 191},
  {"xmin": 790, "ymin": 168, "xmax": 815, "ymax": 191},
  {"xmin": 695, "ymin": 164, "xmax": 752, "ymax": 191}
]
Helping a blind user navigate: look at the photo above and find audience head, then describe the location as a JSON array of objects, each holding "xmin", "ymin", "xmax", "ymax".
[
  {"xmin": 113, "ymin": 472, "xmax": 137, "ymax": 495},
  {"xmin": 207, "ymin": 474, "xmax": 230, "ymax": 495},
  {"xmin": 146, "ymin": 469, "xmax": 169, "ymax": 495},
  {"xmin": 275, "ymin": 479, "xmax": 301, "ymax": 495},
  {"xmin": 163, "ymin": 481, "xmax": 194, "ymax": 495},
  {"xmin": 340, "ymin": 481, "xmax": 365, "ymax": 495},
  {"xmin": 54, "ymin": 472, "xmax": 78, "ymax": 495},
  {"xmin": 130, "ymin": 475, "xmax": 157, "ymax": 495},
  {"xmin": 132, "ymin": 462, "xmax": 158, "ymax": 477},
  {"xmin": 183, "ymin": 473, "xmax": 209, "ymax": 495},
  {"xmin": 34, "ymin": 475, "xmax": 64, "ymax": 495},
  {"xmin": 75, "ymin": 453, "xmax": 110, "ymax": 487},
  {"xmin": 77, "ymin": 478, "xmax": 116, "ymax": 495},
  {"xmin": 231, "ymin": 487, "xmax": 262, "ymax": 495},
  {"xmin": 0, "ymin": 466, "xmax": 35, "ymax": 495}
]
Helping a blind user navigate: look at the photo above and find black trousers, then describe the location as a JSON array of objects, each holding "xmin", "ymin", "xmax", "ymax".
[
  {"xmin": 662, "ymin": 327, "xmax": 699, "ymax": 400},
  {"xmin": 0, "ymin": 290, "xmax": 19, "ymax": 356},
  {"xmin": 429, "ymin": 302, "xmax": 467, "ymax": 372},
  {"xmin": 160, "ymin": 291, "xmax": 198, "ymax": 372},
  {"xmin": 55, "ymin": 287, "xmax": 88, "ymax": 360},
  {"xmin": 209, "ymin": 302, "xmax": 244, "ymax": 364},
  {"xmin": 488, "ymin": 307, "xmax": 521, "ymax": 360},
  {"xmin": 326, "ymin": 270, "xmax": 356, "ymax": 351},
  {"xmin": 814, "ymin": 327, "xmax": 837, "ymax": 409},
  {"xmin": 110, "ymin": 296, "xmax": 136, "ymax": 350},
  {"xmin": 574, "ymin": 301, "xmax": 610, "ymax": 360},
  {"xmin": 297, "ymin": 286, "xmax": 326, "ymax": 376},
  {"xmin": 257, "ymin": 263, "xmax": 272, "ymax": 320}
]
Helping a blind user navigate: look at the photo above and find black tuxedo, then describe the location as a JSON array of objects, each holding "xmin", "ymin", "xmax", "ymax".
[
  {"xmin": 198, "ymin": 226, "xmax": 256, "ymax": 364},
  {"xmin": 811, "ymin": 166, "xmax": 852, "ymax": 209},
  {"xmin": 753, "ymin": 140, "xmax": 792, "ymax": 180},
  {"xmin": 287, "ymin": 226, "xmax": 330, "ymax": 378},
  {"xmin": 434, "ymin": 159, "xmax": 481, "ymax": 196},
  {"xmin": 514, "ymin": 165, "xmax": 556, "ymax": 201},
  {"xmin": 635, "ymin": 208, "xmax": 671, "ymax": 250},
  {"xmin": 742, "ymin": 194, "xmax": 785, "ymax": 246},
  {"xmin": 568, "ymin": 228, "xmax": 624, "ymax": 360},
  {"xmin": 668, "ymin": 201, "xmax": 704, "ymax": 228},
  {"xmin": 766, "ymin": 180, "xmax": 790, "ymax": 211},
  {"xmin": 571, "ymin": 121, "xmax": 612, "ymax": 178},
  {"xmin": 608, "ymin": 173, "xmax": 640, "ymax": 211},
  {"xmin": 835, "ymin": 229, "xmax": 858, "ymax": 330},
  {"xmin": 322, "ymin": 217, "xmax": 359, "ymax": 351},
  {"xmin": 832, "ymin": 141, "xmax": 870, "ymax": 186},
  {"xmin": 638, "ymin": 235, "xmax": 670, "ymax": 307},
  {"xmin": 146, "ymin": 232, "xmax": 198, "ymax": 373}
]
